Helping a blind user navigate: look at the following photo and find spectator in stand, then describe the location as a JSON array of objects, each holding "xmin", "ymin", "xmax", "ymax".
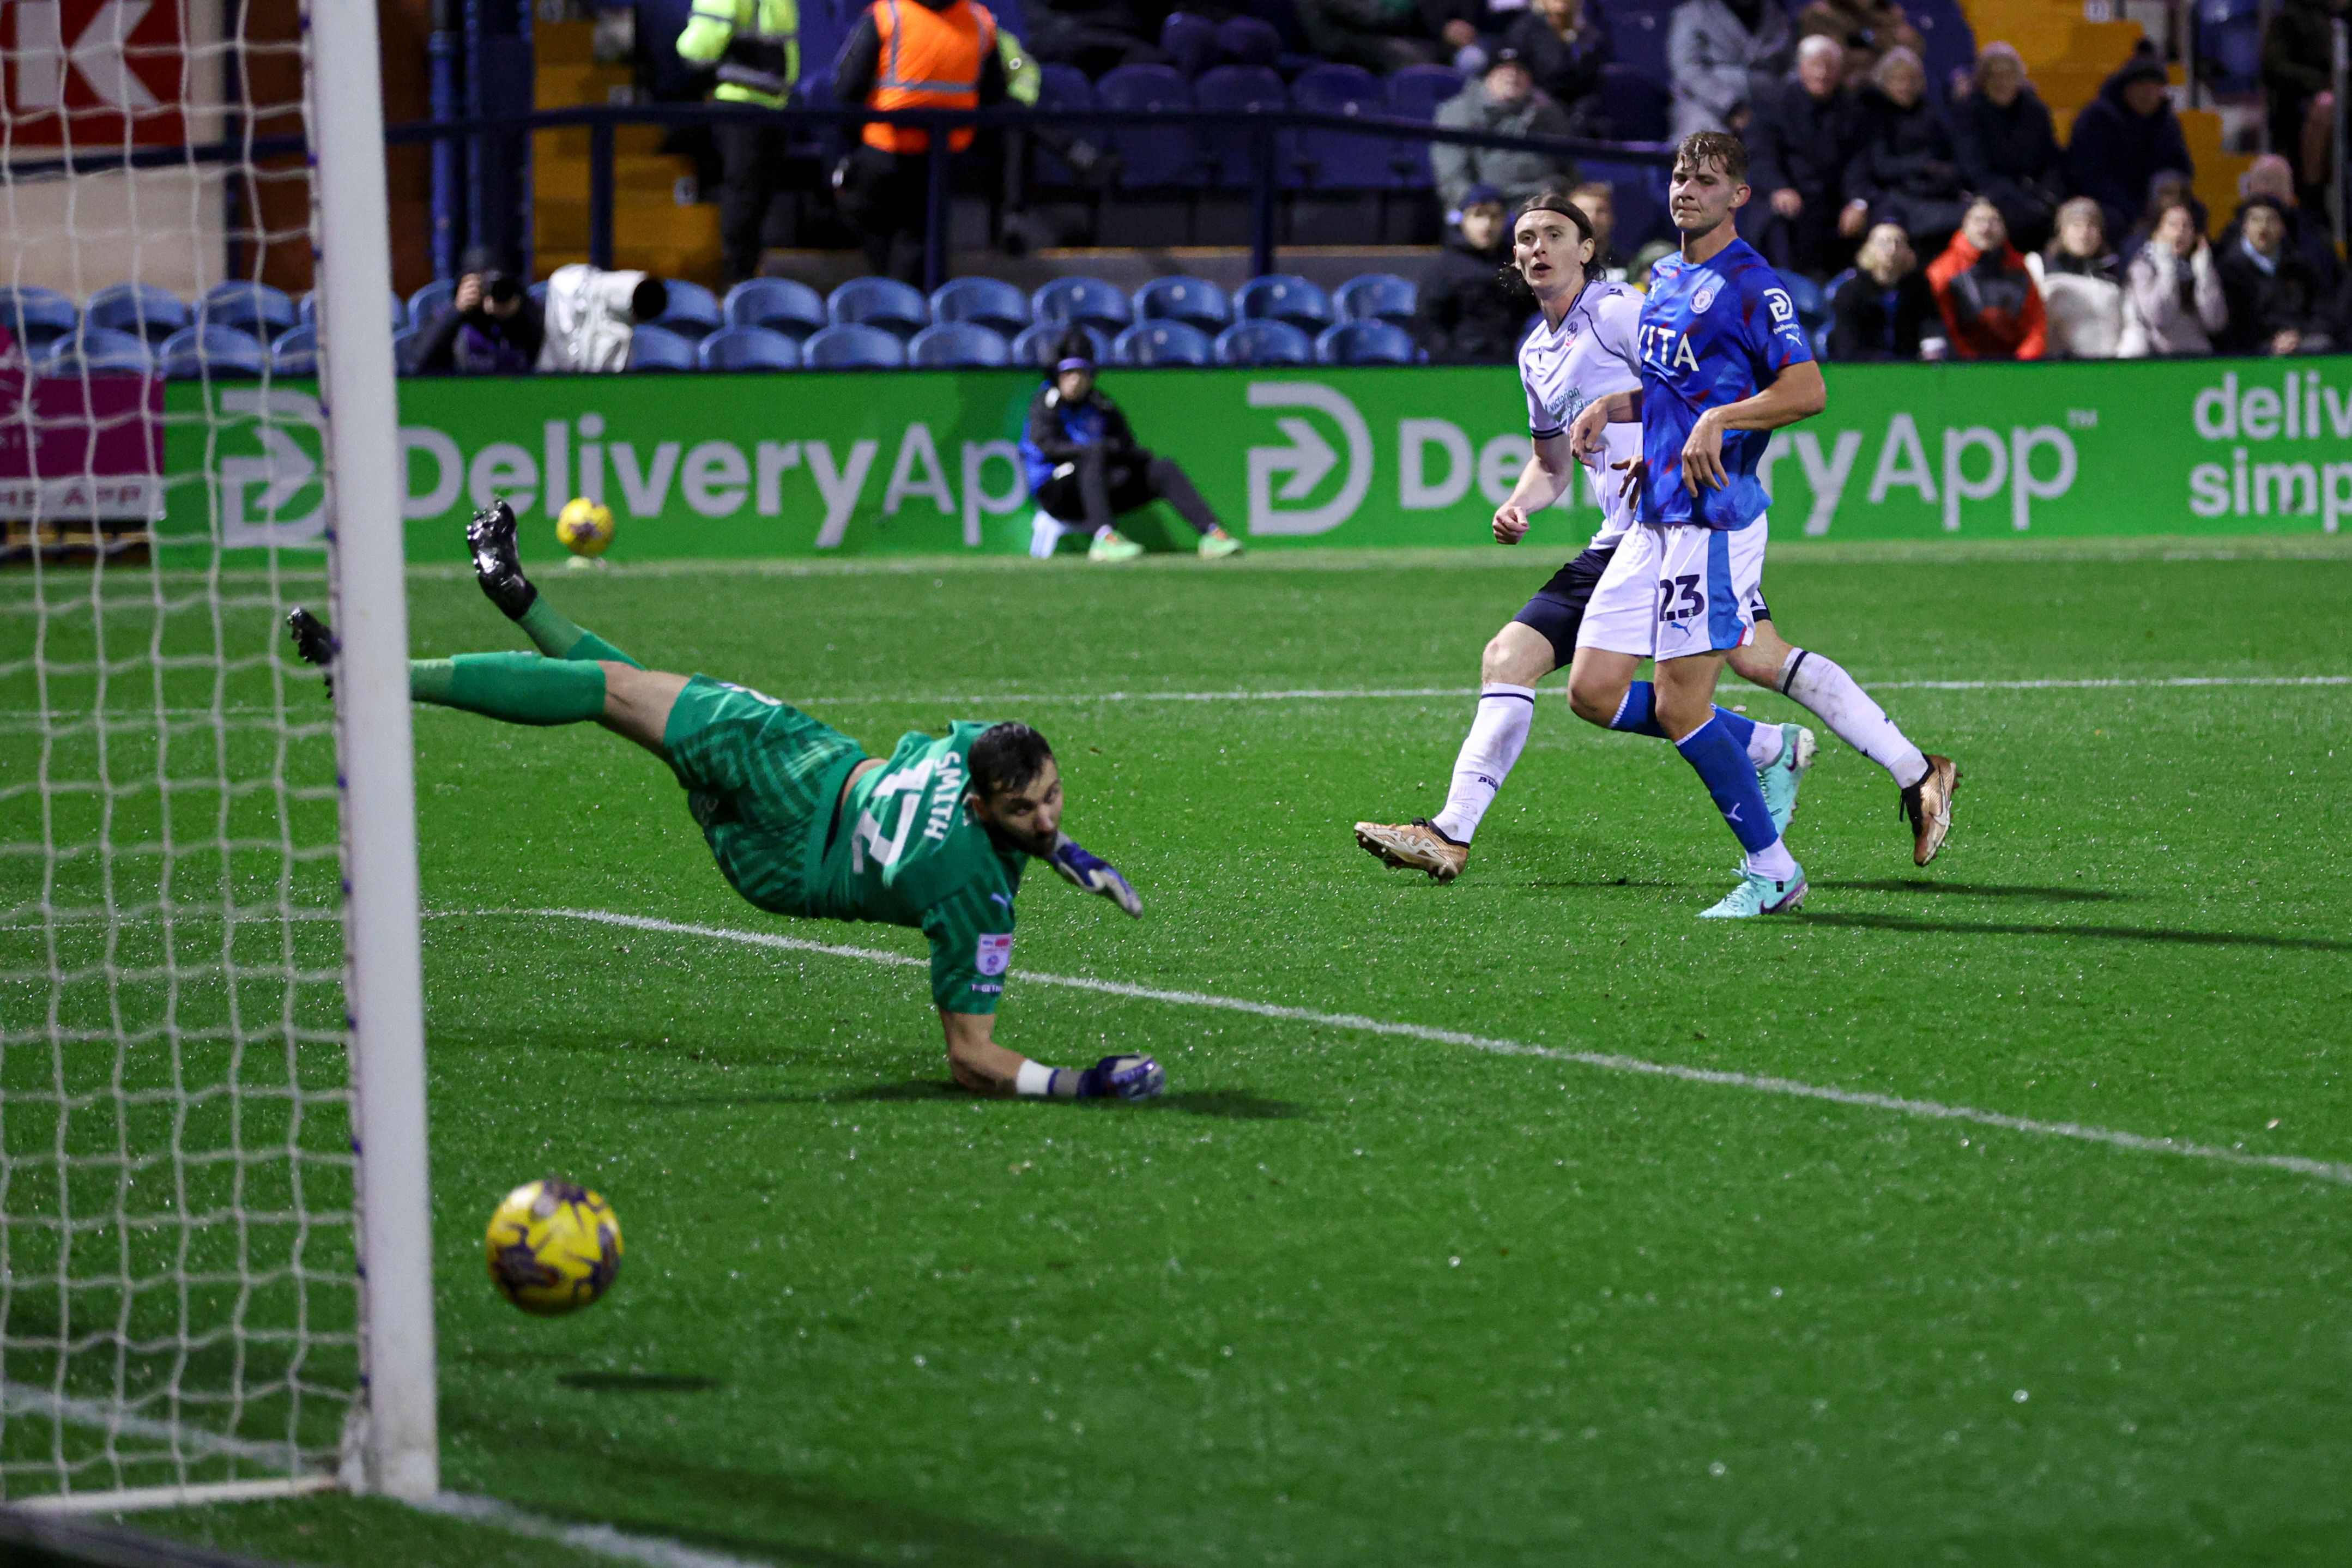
[
  {"xmin": 1925, "ymin": 197, "xmax": 2045, "ymax": 360},
  {"xmin": 1568, "ymin": 180, "xmax": 1629, "ymax": 281},
  {"xmin": 1500, "ymin": 0, "xmax": 1611, "ymax": 136},
  {"xmin": 1951, "ymin": 42, "xmax": 2062, "ymax": 253},
  {"xmin": 1423, "ymin": 0, "xmax": 1496, "ymax": 74},
  {"xmin": 2121, "ymin": 198, "xmax": 2226, "ymax": 356},
  {"xmin": 673, "ymin": 0, "xmax": 800, "ymax": 287},
  {"xmin": 1411, "ymin": 183, "xmax": 1525, "ymax": 364},
  {"xmin": 1433, "ymin": 50, "xmax": 1577, "ymax": 214},
  {"xmin": 1844, "ymin": 46, "xmax": 1965, "ymax": 253},
  {"xmin": 410, "ymin": 248, "xmax": 546, "ymax": 375},
  {"xmin": 1794, "ymin": 0, "xmax": 1919, "ymax": 89},
  {"xmin": 1750, "ymin": 34, "xmax": 1861, "ymax": 279},
  {"xmin": 2064, "ymin": 53, "xmax": 2193, "ymax": 244},
  {"xmin": 1296, "ymin": 0, "xmax": 1443, "ymax": 71},
  {"xmin": 833, "ymin": 0, "xmax": 1011, "ymax": 284},
  {"xmin": 1022, "ymin": 0, "xmax": 1166, "ymax": 75},
  {"xmin": 2259, "ymin": 0, "xmax": 2344, "ymax": 198},
  {"xmin": 2216, "ymin": 196, "xmax": 2337, "ymax": 356},
  {"xmin": 1666, "ymin": 0, "xmax": 1793, "ymax": 140},
  {"xmin": 2219, "ymin": 154, "xmax": 2342, "ymax": 295},
  {"xmin": 2027, "ymin": 198, "xmax": 2134, "ymax": 359},
  {"xmin": 1827, "ymin": 220, "xmax": 1939, "ymax": 360},
  {"xmin": 2118, "ymin": 169, "xmax": 2209, "ymax": 264}
]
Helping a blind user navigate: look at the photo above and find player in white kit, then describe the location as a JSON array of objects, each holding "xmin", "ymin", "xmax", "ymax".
[{"xmin": 1355, "ymin": 193, "xmax": 1811, "ymax": 883}]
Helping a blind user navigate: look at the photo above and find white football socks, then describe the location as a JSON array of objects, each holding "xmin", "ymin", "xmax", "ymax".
[
  {"xmin": 1779, "ymin": 649, "xmax": 1930, "ymax": 790},
  {"xmin": 1745, "ymin": 837, "xmax": 1798, "ymax": 881},
  {"xmin": 1746, "ymin": 721, "xmax": 1785, "ymax": 767},
  {"xmin": 1430, "ymin": 684, "xmax": 1535, "ymax": 843}
]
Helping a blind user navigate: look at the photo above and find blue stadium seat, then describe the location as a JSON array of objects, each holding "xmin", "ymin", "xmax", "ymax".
[
  {"xmin": 699, "ymin": 325, "xmax": 802, "ymax": 371},
  {"xmin": 391, "ymin": 325, "xmax": 420, "ymax": 374},
  {"xmin": 42, "ymin": 328, "xmax": 155, "ymax": 377},
  {"xmin": 1316, "ymin": 319, "xmax": 1417, "ymax": 365},
  {"xmin": 1292, "ymin": 62, "xmax": 1403, "ymax": 189},
  {"xmin": 2197, "ymin": 0, "xmax": 2262, "ymax": 95},
  {"xmin": 1384, "ymin": 64, "xmax": 1462, "ymax": 124},
  {"xmin": 829, "ymin": 276, "xmax": 929, "ymax": 338},
  {"xmin": 0, "ymin": 286, "xmax": 78, "ymax": 353},
  {"xmin": 1581, "ymin": 158, "xmax": 1671, "ymax": 250},
  {"xmin": 1781, "ymin": 272, "xmax": 1827, "ymax": 333},
  {"xmin": 1011, "ymin": 321, "xmax": 1112, "ymax": 367},
  {"xmin": 1195, "ymin": 65, "xmax": 1293, "ymax": 187},
  {"xmin": 909, "ymin": 322, "xmax": 1012, "ymax": 367},
  {"xmin": 626, "ymin": 324, "xmax": 700, "ymax": 372},
  {"xmin": 198, "ymin": 282, "xmax": 297, "ymax": 341},
  {"xmin": 652, "ymin": 279, "xmax": 723, "ymax": 340},
  {"xmin": 1161, "ymin": 10, "xmax": 1220, "ymax": 76},
  {"xmin": 1032, "ymin": 276, "xmax": 1133, "ymax": 335},
  {"xmin": 1594, "ymin": 0, "xmax": 1671, "ymax": 91},
  {"xmin": 1235, "ymin": 273, "xmax": 1335, "ymax": 333},
  {"xmin": 930, "ymin": 276, "xmax": 1030, "ymax": 336},
  {"xmin": 723, "ymin": 277, "xmax": 828, "ymax": 340},
  {"xmin": 1134, "ymin": 275, "xmax": 1231, "ymax": 334},
  {"xmin": 1215, "ymin": 318, "xmax": 1313, "ymax": 366},
  {"xmin": 1907, "ymin": 0, "xmax": 1977, "ymax": 102},
  {"xmin": 803, "ymin": 323, "xmax": 909, "ymax": 368},
  {"xmin": 1214, "ymin": 14, "xmax": 1282, "ymax": 68},
  {"xmin": 298, "ymin": 289, "xmax": 407, "ymax": 332},
  {"xmin": 1335, "ymin": 273, "xmax": 1416, "ymax": 325},
  {"xmin": 1034, "ymin": 66, "xmax": 1096, "ymax": 185},
  {"xmin": 84, "ymin": 283, "xmax": 188, "ymax": 345},
  {"xmin": 1597, "ymin": 62, "xmax": 1669, "ymax": 142},
  {"xmin": 1114, "ymin": 319, "xmax": 1215, "ymax": 366},
  {"xmin": 159, "ymin": 325, "xmax": 269, "ymax": 379},
  {"xmin": 407, "ymin": 278, "xmax": 455, "ymax": 326},
  {"xmin": 270, "ymin": 323, "xmax": 319, "ymax": 377},
  {"xmin": 1096, "ymin": 64, "xmax": 1206, "ymax": 187}
]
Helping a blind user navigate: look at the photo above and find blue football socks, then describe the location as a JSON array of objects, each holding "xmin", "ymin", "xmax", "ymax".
[
  {"xmin": 1674, "ymin": 715, "xmax": 1780, "ymax": 856},
  {"xmin": 1609, "ymin": 681, "xmax": 1757, "ymax": 752}
]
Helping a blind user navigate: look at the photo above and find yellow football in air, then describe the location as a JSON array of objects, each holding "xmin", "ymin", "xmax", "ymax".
[
  {"xmin": 485, "ymin": 1177, "xmax": 622, "ymax": 1316},
  {"xmin": 555, "ymin": 497, "xmax": 616, "ymax": 557}
]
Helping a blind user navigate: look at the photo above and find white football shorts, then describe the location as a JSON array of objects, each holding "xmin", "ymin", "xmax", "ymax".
[{"xmin": 1574, "ymin": 516, "xmax": 1770, "ymax": 661}]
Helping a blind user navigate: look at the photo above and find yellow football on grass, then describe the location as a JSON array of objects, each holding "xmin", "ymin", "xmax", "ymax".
[
  {"xmin": 485, "ymin": 1177, "xmax": 622, "ymax": 1316},
  {"xmin": 555, "ymin": 497, "xmax": 615, "ymax": 557}
]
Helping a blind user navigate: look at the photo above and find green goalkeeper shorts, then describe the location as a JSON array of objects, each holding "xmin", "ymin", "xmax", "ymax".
[{"xmin": 661, "ymin": 675, "xmax": 867, "ymax": 914}]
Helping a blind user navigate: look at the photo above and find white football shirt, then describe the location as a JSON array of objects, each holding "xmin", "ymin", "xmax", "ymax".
[{"xmin": 1517, "ymin": 280, "xmax": 1646, "ymax": 547}]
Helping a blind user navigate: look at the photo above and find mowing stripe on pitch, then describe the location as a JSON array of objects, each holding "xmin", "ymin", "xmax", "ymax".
[{"xmin": 471, "ymin": 907, "xmax": 2352, "ymax": 1189}]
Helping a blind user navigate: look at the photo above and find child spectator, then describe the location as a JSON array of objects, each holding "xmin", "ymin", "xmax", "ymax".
[
  {"xmin": 2121, "ymin": 199, "xmax": 2227, "ymax": 357},
  {"xmin": 1827, "ymin": 221, "xmax": 1939, "ymax": 360}
]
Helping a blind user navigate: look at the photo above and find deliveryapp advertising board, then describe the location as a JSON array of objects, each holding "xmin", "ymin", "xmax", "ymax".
[{"xmin": 153, "ymin": 357, "xmax": 2352, "ymax": 563}]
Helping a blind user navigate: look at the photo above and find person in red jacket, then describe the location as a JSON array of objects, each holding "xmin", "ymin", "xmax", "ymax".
[{"xmin": 1925, "ymin": 197, "xmax": 2047, "ymax": 359}]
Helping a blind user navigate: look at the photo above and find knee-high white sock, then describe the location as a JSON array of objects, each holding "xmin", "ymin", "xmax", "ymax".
[
  {"xmin": 1745, "ymin": 720, "xmax": 1784, "ymax": 767},
  {"xmin": 1780, "ymin": 649, "xmax": 1929, "ymax": 789},
  {"xmin": 1430, "ymin": 685, "xmax": 1535, "ymax": 843}
]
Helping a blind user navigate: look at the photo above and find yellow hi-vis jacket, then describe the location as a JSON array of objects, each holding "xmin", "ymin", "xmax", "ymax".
[{"xmin": 676, "ymin": 0, "xmax": 800, "ymax": 108}]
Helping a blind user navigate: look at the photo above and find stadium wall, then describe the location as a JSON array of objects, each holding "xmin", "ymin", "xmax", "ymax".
[{"xmin": 153, "ymin": 359, "xmax": 2352, "ymax": 562}]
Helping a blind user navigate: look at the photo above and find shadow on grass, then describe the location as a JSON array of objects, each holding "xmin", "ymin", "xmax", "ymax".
[
  {"xmin": 1815, "ymin": 879, "xmax": 2127, "ymax": 903},
  {"xmin": 1148, "ymin": 1089, "xmax": 1308, "ymax": 1120},
  {"xmin": 556, "ymin": 1372, "xmax": 723, "ymax": 1394},
  {"xmin": 1800, "ymin": 911, "xmax": 2352, "ymax": 953},
  {"xmin": 625, "ymin": 1082, "xmax": 1307, "ymax": 1118}
]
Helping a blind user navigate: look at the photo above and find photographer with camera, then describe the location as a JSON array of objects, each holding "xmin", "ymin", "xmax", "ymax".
[{"xmin": 409, "ymin": 247, "xmax": 546, "ymax": 376}]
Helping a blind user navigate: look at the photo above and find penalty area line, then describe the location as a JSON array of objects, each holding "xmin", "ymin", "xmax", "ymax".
[{"xmin": 459, "ymin": 906, "xmax": 2352, "ymax": 1190}]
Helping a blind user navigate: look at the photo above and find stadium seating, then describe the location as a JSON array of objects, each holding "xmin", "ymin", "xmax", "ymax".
[
  {"xmin": 699, "ymin": 325, "xmax": 802, "ymax": 371},
  {"xmin": 1335, "ymin": 273, "xmax": 1416, "ymax": 325},
  {"xmin": 198, "ymin": 282, "xmax": 298, "ymax": 341},
  {"xmin": 1597, "ymin": 62, "xmax": 1670, "ymax": 143},
  {"xmin": 1581, "ymin": 157, "xmax": 1670, "ymax": 250},
  {"xmin": 1194, "ymin": 66, "xmax": 1292, "ymax": 187},
  {"xmin": 407, "ymin": 278, "xmax": 456, "ymax": 326},
  {"xmin": 41, "ymin": 328, "xmax": 153, "ymax": 377},
  {"xmin": 1114, "ymin": 319, "xmax": 1216, "ymax": 365},
  {"xmin": 930, "ymin": 276, "xmax": 1031, "ymax": 336},
  {"xmin": 1034, "ymin": 66, "xmax": 1096, "ymax": 186},
  {"xmin": 1097, "ymin": 64, "xmax": 1206, "ymax": 188},
  {"xmin": 1384, "ymin": 64, "xmax": 1463, "ymax": 126},
  {"xmin": 271, "ymin": 323, "xmax": 319, "ymax": 376},
  {"xmin": 1599, "ymin": 0, "xmax": 1673, "ymax": 93},
  {"xmin": 1160, "ymin": 11, "xmax": 1221, "ymax": 78},
  {"xmin": 723, "ymin": 278, "xmax": 827, "ymax": 340},
  {"xmin": 651, "ymin": 280, "xmax": 723, "ymax": 340},
  {"xmin": 0, "ymin": 286, "xmax": 79, "ymax": 353},
  {"xmin": 626, "ymin": 324, "xmax": 700, "ymax": 371},
  {"xmin": 1011, "ymin": 321, "xmax": 1112, "ymax": 367},
  {"xmin": 1235, "ymin": 273, "xmax": 1336, "ymax": 333},
  {"xmin": 2197, "ymin": 0, "xmax": 2262, "ymax": 95},
  {"xmin": 159, "ymin": 324, "xmax": 269, "ymax": 379},
  {"xmin": 1215, "ymin": 318, "xmax": 1313, "ymax": 365},
  {"xmin": 1033, "ymin": 276, "xmax": 1133, "ymax": 336},
  {"xmin": 1213, "ymin": 15, "xmax": 1283, "ymax": 69},
  {"xmin": 910, "ymin": 322, "xmax": 1013, "ymax": 367},
  {"xmin": 84, "ymin": 283, "xmax": 188, "ymax": 345},
  {"xmin": 1134, "ymin": 275, "xmax": 1231, "ymax": 334},
  {"xmin": 1292, "ymin": 63, "xmax": 1402, "ymax": 190},
  {"xmin": 1316, "ymin": 318, "xmax": 1417, "ymax": 365},
  {"xmin": 828, "ymin": 276, "xmax": 928, "ymax": 338},
  {"xmin": 803, "ymin": 323, "xmax": 909, "ymax": 368}
]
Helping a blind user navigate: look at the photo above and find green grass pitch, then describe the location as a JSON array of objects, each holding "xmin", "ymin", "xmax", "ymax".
[{"xmin": 20, "ymin": 538, "xmax": 2352, "ymax": 1564}]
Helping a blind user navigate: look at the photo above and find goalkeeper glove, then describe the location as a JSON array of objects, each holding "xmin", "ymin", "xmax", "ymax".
[
  {"xmin": 1075, "ymin": 1054, "xmax": 1165, "ymax": 1101},
  {"xmin": 1049, "ymin": 832, "xmax": 1141, "ymax": 917}
]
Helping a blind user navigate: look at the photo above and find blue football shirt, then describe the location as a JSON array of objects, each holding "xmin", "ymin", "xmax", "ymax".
[{"xmin": 1633, "ymin": 238, "xmax": 1813, "ymax": 531}]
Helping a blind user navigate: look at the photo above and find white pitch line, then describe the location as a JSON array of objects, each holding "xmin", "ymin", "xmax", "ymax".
[
  {"xmin": 416, "ymin": 1493, "xmax": 775, "ymax": 1568},
  {"xmin": 783, "ymin": 674, "xmax": 2352, "ymax": 705},
  {"xmin": 464, "ymin": 906, "xmax": 2352, "ymax": 1190}
]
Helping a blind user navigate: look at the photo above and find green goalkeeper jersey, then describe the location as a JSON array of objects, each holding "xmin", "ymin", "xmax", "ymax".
[{"xmin": 807, "ymin": 722, "xmax": 1028, "ymax": 1015}]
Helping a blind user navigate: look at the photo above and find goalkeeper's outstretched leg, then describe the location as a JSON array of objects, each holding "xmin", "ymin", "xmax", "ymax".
[{"xmin": 285, "ymin": 502, "xmax": 1164, "ymax": 1103}]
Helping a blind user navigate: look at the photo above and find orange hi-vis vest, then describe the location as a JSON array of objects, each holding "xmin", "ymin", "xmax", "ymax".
[{"xmin": 862, "ymin": 0, "xmax": 996, "ymax": 153}]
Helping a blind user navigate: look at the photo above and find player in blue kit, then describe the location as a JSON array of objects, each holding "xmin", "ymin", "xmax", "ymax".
[{"xmin": 1563, "ymin": 131, "xmax": 1954, "ymax": 915}]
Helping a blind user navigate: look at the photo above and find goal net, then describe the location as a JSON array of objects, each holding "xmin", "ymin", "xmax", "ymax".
[{"xmin": 0, "ymin": 0, "xmax": 433, "ymax": 1511}]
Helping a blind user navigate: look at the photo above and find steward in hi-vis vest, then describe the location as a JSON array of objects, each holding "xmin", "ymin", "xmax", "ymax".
[
  {"xmin": 831, "ymin": 0, "xmax": 1009, "ymax": 281},
  {"xmin": 676, "ymin": 0, "xmax": 803, "ymax": 283}
]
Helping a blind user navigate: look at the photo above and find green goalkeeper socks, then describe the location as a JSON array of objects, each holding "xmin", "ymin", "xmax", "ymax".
[
  {"xmin": 410, "ymin": 652, "xmax": 607, "ymax": 725},
  {"xmin": 516, "ymin": 597, "xmax": 644, "ymax": 670}
]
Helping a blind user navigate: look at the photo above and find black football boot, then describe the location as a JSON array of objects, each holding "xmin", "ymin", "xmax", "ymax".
[
  {"xmin": 285, "ymin": 607, "xmax": 338, "ymax": 698},
  {"xmin": 466, "ymin": 499, "xmax": 538, "ymax": 619}
]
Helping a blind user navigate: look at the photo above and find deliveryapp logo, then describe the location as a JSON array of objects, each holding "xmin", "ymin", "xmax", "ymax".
[{"xmin": 1244, "ymin": 382, "xmax": 1370, "ymax": 535}]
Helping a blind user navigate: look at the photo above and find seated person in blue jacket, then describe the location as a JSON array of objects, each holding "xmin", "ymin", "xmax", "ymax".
[{"xmin": 1018, "ymin": 332, "xmax": 1244, "ymax": 562}]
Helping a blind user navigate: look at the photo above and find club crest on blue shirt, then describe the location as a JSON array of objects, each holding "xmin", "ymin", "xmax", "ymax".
[{"xmin": 1690, "ymin": 277, "xmax": 1721, "ymax": 314}]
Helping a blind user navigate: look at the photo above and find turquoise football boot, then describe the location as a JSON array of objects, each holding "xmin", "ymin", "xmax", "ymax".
[
  {"xmin": 1698, "ymin": 864, "xmax": 1808, "ymax": 918},
  {"xmin": 1757, "ymin": 723, "xmax": 1817, "ymax": 838}
]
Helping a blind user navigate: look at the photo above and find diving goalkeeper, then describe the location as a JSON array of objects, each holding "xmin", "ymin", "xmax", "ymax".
[{"xmin": 288, "ymin": 502, "xmax": 1164, "ymax": 1103}]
